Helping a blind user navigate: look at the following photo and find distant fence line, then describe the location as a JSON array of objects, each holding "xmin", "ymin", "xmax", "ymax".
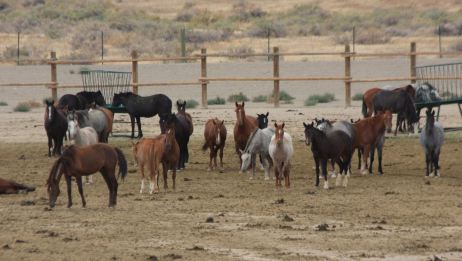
[{"xmin": 2, "ymin": 42, "xmax": 462, "ymax": 108}]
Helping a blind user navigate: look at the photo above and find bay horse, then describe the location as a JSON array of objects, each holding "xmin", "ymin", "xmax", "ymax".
[
  {"xmin": 362, "ymin": 84, "xmax": 416, "ymax": 117},
  {"xmin": 0, "ymin": 177, "xmax": 35, "ymax": 194},
  {"xmin": 202, "ymin": 118, "xmax": 227, "ymax": 172},
  {"xmin": 352, "ymin": 111, "xmax": 392, "ymax": 175},
  {"xmin": 269, "ymin": 123, "xmax": 293, "ymax": 188},
  {"xmin": 256, "ymin": 112, "xmax": 269, "ymax": 129},
  {"xmin": 57, "ymin": 91, "xmax": 106, "ymax": 111},
  {"xmin": 420, "ymin": 109, "xmax": 444, "ymax": 177},
  {"xmin": 303, "ymin": 122, "xmax": 353, "ymax": 189},
  {"xmin": 176, "ymin": 100, "xmax": 193, "ymax": 135},
  {"xmin": 133, "ymin": 127, "xmax": 179, "ymax": 194},
  {"xmin": 44, "ymin": 99, "xmax": 68, "ymax": 157},
  {"xmin": 160, "ymin": 113, "xmax": 191, "ymax": 169},
  {"xmin": 233, "ymin": 102, "xmax": 258, "ymax": 168},
  {"xmin": 47, "ymin": 144, "xmax": 128, "ymax": 208},
  {"xmin": 112, "ymin": 92, "xmax": 172, "ymax": 138}
]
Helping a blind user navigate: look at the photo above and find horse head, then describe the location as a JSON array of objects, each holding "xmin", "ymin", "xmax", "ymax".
[
  {"xmin": 160, "ymin": 113, "xmax": 176, "ymax": 134},
  {"xmin": 303, "ymin": 122, "xmax": 316, "ymax": 146},
  {"xmin": 47, "ymin": 158, "xmax": 65, "ymax": 208},
  {"xmin": 66, "ymin": 110, "xmax": 79, "ymax": 139},
  {"xmin": 164, "ymin": 127, "xmax": 176, "ymax": 153},
  {"xmin": 176, "ymin": 100, "xmax": 187, "ymax": 114},
  {"xmin": 377, "ymin": 110, "xmax": 393, "ymax": 133},
  {"xmin": 235, "ymin": 102, "xmax": 246, "ymax": 126},
  {"xmin": 44, "ymin": 99, "xmax": 55, "ymax": 122},
  {"xmin": 112, "ymin": 92, "xmax": 132, "ymax": 107},
  {"xmin": 256, "ymin": 112, "xmax": 269, "ymax": 129},
  {"xmin": 274, "ymin": 122, "xmax": 285, "ymax": 145},
  {"xmin": 425, "ymin": 109, "xmax": 435, "ymax": 129},
  {"xmin": 212, "ymin": 118, "xmax": 224, "ymax": 145},
  {"xmin": 94, "ymin": 91, "xmax": 106, "ymax": 106}
]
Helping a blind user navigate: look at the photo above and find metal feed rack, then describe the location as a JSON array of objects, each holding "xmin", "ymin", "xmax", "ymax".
[
  {"xmin": 80, "ymin": 69, "xmax": 131, "ymax": 113},
  {"xmin": 415, "ymin": 62, "xmax": 462, "ymax": 120}
]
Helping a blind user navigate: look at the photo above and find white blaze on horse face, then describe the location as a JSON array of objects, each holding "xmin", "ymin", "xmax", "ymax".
[
  {"xmin": 68, "ymin": 120, "xmax": 77, "ymax": 139},
  {"xmin": 216, "ymin": 129, "xmax": 221, "ymax": 145},
  {"xmin": 48, "ymin": 105, "xmax": 52, "ymax": 120},
  {"xmin": 240, "ymin": 152, "xmax": 251, "ymax": 171}
]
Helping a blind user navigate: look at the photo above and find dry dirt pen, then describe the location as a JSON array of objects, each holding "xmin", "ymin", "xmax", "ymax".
[{"xmin": 0, "ymin": 131, "xmax": 461, "ymax": 260}]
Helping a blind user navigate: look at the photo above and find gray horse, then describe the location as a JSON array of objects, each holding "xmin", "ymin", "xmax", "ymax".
[
  {"xmin": 73, "ymin": 109, "xmax": 109, "ymax": 143},
  {"xmin": 240, "ymin": 128, "xmax": 275, "ymax": 180},
  {"xmin": 420, "ymin": 109, "xmax": 444, "ymax": 177}
]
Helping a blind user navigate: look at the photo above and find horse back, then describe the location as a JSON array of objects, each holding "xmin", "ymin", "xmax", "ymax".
[
  {"xmin": 69, "ymin": 144, "xmax": 118, "ymax": 174},
  {"xmin": 127, "ymin": 94, "xmax": 172, "ymax": 117}
]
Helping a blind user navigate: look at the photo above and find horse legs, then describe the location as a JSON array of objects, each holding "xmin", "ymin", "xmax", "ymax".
[
  {"xmin": 139, "ymin": 163, "xmax": 145, "ymax": 194},
  {"xmin": 329, "ymin": 160, "xmax": 336, "ymax": 177},
  {"xmin": 425, "ymin": 151, "xmax": 431, "ymax": 177},
  {"xmin": 434, "ymin": 149, "xmax": 441, "ymax": 177},
  {"xmin": 236, "ymin": 144, "xmax": 243, "ymax": 171},
  {"xmin": 284, "ymin": 167, "xmax": 290, "ymax": 188},
  {"xmin": 377, "ymin": 137, "xmax": 384, "ymax": 175},
  {"xmin": 394, "ymin": 113, "xmax": 400, "ymax": 136},
  {"xmin": 47, "ymin": 135, "xmax": 52, "ymax": 157},
  {"xmin": 219, "ymin": 145, "xmax": 224, "ymax": 172},
  {"xmin": 369, "ymin": 143, "xmax": 376, "ymax": 175},
  {"xmin": 361, "ymin": 145, "xmax": 370, "ymax": 175},
  {"xmin": 162, "ymin": 162, "xmax": 168, "ymax": 190},
  {"xmin": 171, "ymin": 166, "xmax": 177, "ymax": 190},
  {"xmin": 314, "ymin": 156, "xmax": 320, "ymax": 187},
  {"xmin": 207, "ymin": 148, "xmax": 214, "ymax": 171},
  {"xmin": 129, "ymin": 114, "xmax": 136, "ymax": 139},
  {"xmin": 65, "ymin": 175, "xmax": 72, "ymax": 208},
  {"xmin": 136, "ymin": 116, "xmax": 143, "ymax": 138},
  {"xmin": 75, "ymin": 176, "xmax": 86, "ymax": 208},
  {"xmin": 321, "ymin": 159, "xmax": 329, "ymax": 189}
]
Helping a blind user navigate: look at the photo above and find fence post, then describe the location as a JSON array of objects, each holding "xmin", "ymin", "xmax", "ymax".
[
  {"xmin": 410, "ymin": 42, "xmax": 416, "ymax": 84},
  {"xmin": 50, "ymin": 51, "xmax": 58, "ymax": 101},
  {"xmin": 273, "ymin": 46, "xmax": 280, "ymax": 107},
  {"xmin": 344, "ymin": 44, "xmax": 351, "ymax": 107},
  {"xmin": 201, "ymin": 48, "xmax": 208, "ymax": 109},
  {"xmin": 131, "ymin": 50, "xmax": 139, "ymax": 94}
]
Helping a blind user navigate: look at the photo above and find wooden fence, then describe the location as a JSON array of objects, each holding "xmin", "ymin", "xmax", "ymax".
[{"xmin": 2, "ymin": 42, "xmax": 462, "ymax": 108}]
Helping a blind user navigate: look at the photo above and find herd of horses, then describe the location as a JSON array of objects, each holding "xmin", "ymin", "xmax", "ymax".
[{"xmin": 0, "ymin": 83, "xmax": 445, "ymax": 210}]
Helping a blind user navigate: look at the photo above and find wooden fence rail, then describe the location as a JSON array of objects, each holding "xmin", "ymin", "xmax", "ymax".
[{"xmin": 2, "ymin": 42, "xmax": 462, "ymax": 108}]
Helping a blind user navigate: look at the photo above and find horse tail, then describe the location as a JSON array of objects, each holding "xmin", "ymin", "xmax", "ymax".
[
  {"xmin": 202, "ymin": 141, "xmax": 209, "ymax": 151},
  {"xmin": 361, "ymin": 97, "xmax": 368, "ymax": 118},
  {"xmin": 115, "ymin": 147, "xmax": 128, "ymax": 182}
]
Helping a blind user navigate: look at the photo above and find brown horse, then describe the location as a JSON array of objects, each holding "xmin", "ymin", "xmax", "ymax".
[
  {"xmin": 47, "ymin": 144, "xmax": 128, "ymax": 208},
  {"xmin": 362, "ymin": 85, "xmax": 416, "ymax": 117},
  {"xmin": 233, "ymin": 102, "xmax": 258, "ymax": 168},
  {"xmin": 132, "ymin": 127, "xmax": 179, "ymax": 194},
  {"xmin": 176, "ymin": 100, "xmax": 193, "ymax": 136},
  {"xmin": 202, "ymin": 118, "xmax": 227, "ymax": 172},
  {"xmin": 353, "ymin": 111, "xmax": 392, "ymax": 175},
  {"xmin": 0, "ymin": 178, "xmax": 35, "ymax": 194}
]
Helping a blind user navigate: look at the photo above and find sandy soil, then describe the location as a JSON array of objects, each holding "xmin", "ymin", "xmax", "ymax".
[{"xmin": 1, "ymin": 58, "xmax": 462, "ymax": 260}]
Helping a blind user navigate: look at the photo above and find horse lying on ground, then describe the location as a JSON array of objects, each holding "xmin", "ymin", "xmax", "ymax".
[
  {"xmin": 47, "ymin": 144, "xmax": 128, "ymax": 208},
  {"xmin": 304, "ymin": 121, "xmax": 353, "ymax": 189},
  {"xmin": 44, "ymin": 99, "xmax": 68, "ymax": 157},
  {"xmin": 0, "ymin": 178, "xmax": 35, "ymax": 194},
  {"xmin": 269, "ymin": 123, "xmax": 293, "ymax": 188},
  {"xmin": 240, "ymin": 127, "xmax": 275, "ymax": 180},
  {"xmin": 420, "ymin": 109, "xmax": 444, "ymax": 177},
  {"xmin": 133, "ymin": 127, "xmax": 179, "ymax": 194},
  {"xmin": 202, "ymin": 118, "xmax": 227, "ymax": 172}
]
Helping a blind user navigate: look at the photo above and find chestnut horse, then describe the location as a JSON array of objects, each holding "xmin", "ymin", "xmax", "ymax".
[
  {"xmin": 0, "ymin": 178, "xmax": 35, "ymax": 194},
  {"xmin": 132, "ymin": 127, "xmax": 179, "ymax": 194},
  {"xmin": 233, "ymin": 102, "xmax": 258, "ymax": 168},
  {"xmin": 362, "ymin": 85, "xmax": 416, "ymax": 117},
  {"xmin": 352, "ymin": 111, "xmax": 392, "ymax": 175},
  {"xmin": 47, "ymin": 144, "xmax": 128, "ymax": 208},
  {"xmin": 269, "ymin": 123, "xmax": 293, "ymax": 188},
  {"xmin": 202, "ymin": 118, "xmax": 227, "ymax": 172}
]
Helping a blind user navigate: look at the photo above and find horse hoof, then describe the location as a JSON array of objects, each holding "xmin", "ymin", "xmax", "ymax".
[
  {"xmin": 219, "ymin": 169, "xmax": 224, "ymax": 173},
  {"xmin": 429, "ymin": 173, "xmax": 434, "ymax": 178},
  {"xmin": 330, "ymin": 173, "xmax": 337, "ymax": 178}
]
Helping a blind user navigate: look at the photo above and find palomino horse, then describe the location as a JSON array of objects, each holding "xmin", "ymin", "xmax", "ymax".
[
  {"xmin": 67, "ymin": 111, "xmax": 99, "ymax": 184},
  {"xmin": 132, "ymin": 127, "xmax": 179, "ymax": 194},
  {"xmin": 420, "ymin": 109, "xmax": 444, "ymax": 177},
  {"xmin": 352, "ymin": 111, "xmax": 392, "ymax": 175},
  {"xmin": 304, "ymin": 122, "xmax": 354, "ymax": 189},
  {"xmin": 202, "ymin": 118, "xmax": 227, "ymax": 172},
  {"xmin": 362, "ymin": 84, "xmax": 416, "ymax": 117},
  {"xmin": 44, "ymin": 99, "xmax": 68, "ymax": 157},
  {"xmin": 47, "ymin": 144, "xmax": 128, "ymax": 208},
  {"xmin": 233, "ymin": 102, "xmax": 258, "ymax": 168},
  {"xmin": 240, "ymin": 127, "xmax": 274, "ymax": 180},
  {"xmin": 0, "ymin": 177, "xmax": 35, "ymax": 194},
  {"xmin": 269, "ymin": 123, "xmax": 293, "ymax": 188}
]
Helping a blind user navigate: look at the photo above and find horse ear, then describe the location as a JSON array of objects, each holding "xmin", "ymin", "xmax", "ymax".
[
  {"xmin": 274, "ymin": 122, "xmax": 278, "ymax": 128},
  {"xmin": 303, "ymin": 122, "xmax": 308, "ymax": 128},
  {"xmin": 182, "ymin": 101, "xmax": 186, "ymax": 106},
  {"xmin": 282, "ymin": 123, "xmax": 285, "ymax": 129},
  {"xmin": 431, "ymin": 111, "xmax": 435, "ymax": 116},
  {"xmin": 266, "ymin": 112, "xmax": 269, "ymax": 117},
  {"xmin": 221, "ymin": 120, "xmax": 224, "ymax": 125},
  {"xmin": 235, "ymin": 101, "xmax": 238, "ymax": 107},
  {"xmin": 242, "ymin": 101, "xmax": 245, "ymax": 107}
]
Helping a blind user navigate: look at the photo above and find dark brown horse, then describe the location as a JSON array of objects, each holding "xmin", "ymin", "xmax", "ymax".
[
  {"xmin": 352, "ymin": 111, "xmax": 392, "ymax": 175},
  {"xmin": 47, "ymin": 144, "xmax": 128, "ymax": 208},
  {"xmin": 0, "ymin": 178, "xmax": 35, "ymax": 194},
  {"xmin": 176, "ymin": 100, "xmax": 193, "ymax": 136},
  {"xmin": 133, "ymin": 127, "xmax": 179, "ymax": 194},
  {"xmin": 362, "ymin": 85, "xmax": 416, "ymax": 117},
  {"xmin": 233, "ymin": 102, "xmax": 258, "ymax": 168},
  {"xmin": 44, "ymin": 99, "xmax": 68, "ymax": 157},
  {"xmin": 202, "ymin": 118, "xmax": 227, "ymax": 172}
]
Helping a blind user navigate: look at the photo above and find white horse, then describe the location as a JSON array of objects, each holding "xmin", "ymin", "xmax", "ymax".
[
  {"xmin": 268, "ymin": 123, "xmax": 294, "ymax": 188},
  {"xmin": 240, "ymin": 127, "xmax": 275, "ymax": 180},
  {"xmin": 67, "ymin": 112, "xmax": 99, "ymax": 184}
]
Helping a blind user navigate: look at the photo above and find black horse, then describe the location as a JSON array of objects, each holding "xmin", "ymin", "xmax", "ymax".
[
  {"xmin": 303, "ymin": 122, "xmax": 353, "ymax": 189},
  {"xmin": 57, "ymin": 91, "xmax": 106, "ymax": 111},
  {"xmin": 44, "ymin": 99, "xmax": 68, "ymax": 157},
  {"xmin": 256, "ymin": 112, "xmax": 269, "ymax": 129},
  {"xmin": 160, "ymin": 113, "xmax": 191, "ymax": 170},
  {"xmin": 112, "ymin": 92, "xmax": 172, "ymax": 138},
  {"xmin": 373, "ymin": 90, "xmax": 419, "ymax": 135}
]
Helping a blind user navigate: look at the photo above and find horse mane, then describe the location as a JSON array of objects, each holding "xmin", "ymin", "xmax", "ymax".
[{"xmin": 243, "ymin": 128, "xmax": 259, "ymax": 152}]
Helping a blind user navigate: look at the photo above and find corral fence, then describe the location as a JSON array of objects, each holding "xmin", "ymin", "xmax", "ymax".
[{"xmin": 1, "ymin": 42, "xmax": 462, "ymax": 109}]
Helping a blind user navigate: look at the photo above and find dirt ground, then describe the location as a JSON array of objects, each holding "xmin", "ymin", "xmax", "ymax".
[{"xmin": 0, "ymin": 129, "xmax": 462, "ymax": 260}]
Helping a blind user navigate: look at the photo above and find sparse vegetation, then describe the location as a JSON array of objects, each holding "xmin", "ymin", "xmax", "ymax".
[
  {"xmin": 185, "ymin": 99, "xmax": 199, "ymax": 109},
  {"xmin": 207, "ymin": 96, "xmax": 226, "ymax": 105},
  {"xmin": 304, "ymin": 98, "xmax": 318, "ymax": 106},
  {"xmin": 252, "ymin": 95, "xmax": 267, "ymax": 103},
  {"xmin": 0, "ymin": 101, "xmax": 8, "ymax": 106},
  {"xmin": 352, "ymin": 93, "xmax": 363, "ymax": 101},
  {"xmin": 227, "ymin": 92, "xmax": 249, "ymax": 102},
  {"xmin": 278, "ymin": 90, "xmax": 295, "ymax": 103},
  {"xmin": 304, "ymin": 93, "xmax": 335, "ymax": 106},
  {"xmin": 14, "ymin": 102, "xmax": 31, "ymax": 112}
]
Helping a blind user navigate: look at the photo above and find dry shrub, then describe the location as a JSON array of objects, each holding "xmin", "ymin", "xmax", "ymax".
[
  {"xmin": 450, "ymin": 40, "xmax": 462, "ymax": 52},
  {"xmin": 356, "ymin": 29, "xmax": 391, "ymax": 45}
]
